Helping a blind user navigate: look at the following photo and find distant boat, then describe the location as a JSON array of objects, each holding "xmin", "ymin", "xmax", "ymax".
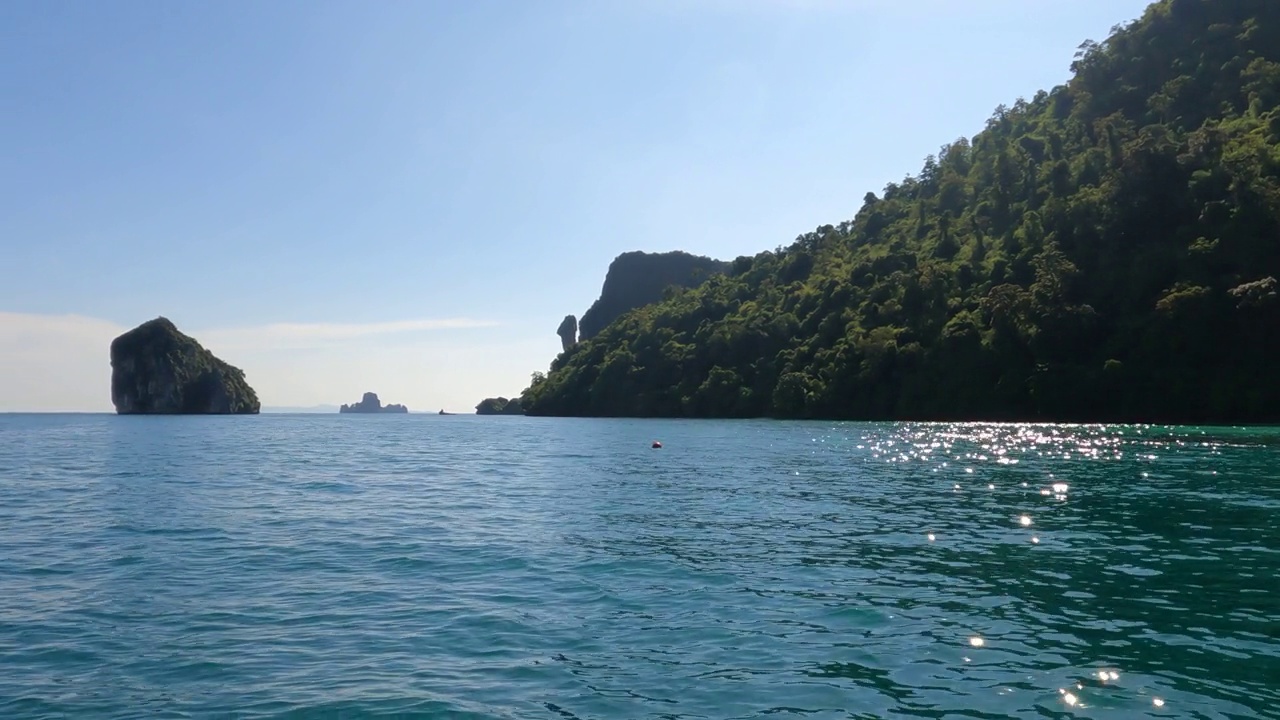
[{"xmin": 438, "ymin": 409, "xmax": 455, "ymax": 415}]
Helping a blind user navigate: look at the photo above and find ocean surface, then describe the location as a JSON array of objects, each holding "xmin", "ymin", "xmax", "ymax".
[{"xmin": 0, "ymin": 415, "xmax": 1277, "ymax": 720}]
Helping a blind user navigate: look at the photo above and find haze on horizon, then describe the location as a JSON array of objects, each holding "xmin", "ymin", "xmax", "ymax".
[{"xmin": 1, "ymin": 0, "xmax": 1152, "ymax": 413}]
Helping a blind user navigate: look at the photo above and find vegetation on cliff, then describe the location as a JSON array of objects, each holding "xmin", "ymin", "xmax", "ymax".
[
  {"xmin": 475, "ymin": 397, "xmax": 524, "ymax": 415},
  {"xmin": 577, "ymin": 251, "xmax": 730, "ymax": 340},
  {"xmin": 523, "ymin": 0, "xmax": 1280, "ymax": 423},
  {"xmin": 110, "ymin": 317, "xmax": 260, "ymax": 414}
]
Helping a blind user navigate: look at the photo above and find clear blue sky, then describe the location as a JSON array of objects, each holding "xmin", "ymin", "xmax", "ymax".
[{"xmin": 0, "ymin": 0, "xmax": 1153, "ymax": 411}]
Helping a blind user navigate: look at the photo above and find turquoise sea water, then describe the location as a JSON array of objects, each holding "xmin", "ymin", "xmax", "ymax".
[{"xmin": 0, "ymin": 415, "xmax": 1277, "ymax": 719}]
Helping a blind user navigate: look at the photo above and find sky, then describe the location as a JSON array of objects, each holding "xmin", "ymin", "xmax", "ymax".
[{"xmin": 0, "ymin": 0, "xmax": 1154, "ymax": 412}]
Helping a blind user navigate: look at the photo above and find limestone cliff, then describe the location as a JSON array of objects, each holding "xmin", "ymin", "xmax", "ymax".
[
  {"xmin": 110, "ymin": 317, "xmax": 260, "ymax": 414},
  {"xmin": 577, "ymin": 251, "xmax": 729, "ymax": 340},
  {"xmin": 340, "ymin": 392, "xmax": 408, "ymax": 414},
  {"xmin": 556, "ymin": 315, "xmax": 578, "ymax": 352}
]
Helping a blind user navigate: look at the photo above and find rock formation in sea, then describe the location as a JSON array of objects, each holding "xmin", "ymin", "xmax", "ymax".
[
  {"xmin": 556, "ymin": 315, "xmax": 578, "ymax": 352},
  {"xmin": 339, "ymin": 392, "xmax": 409, "ymax": 414},
  {"xmin": 475, "ymin": 397, "xmax": 523, "ymax": 415},
  {"xmin": 110, "ymin": 317, "xmax": 260, "ymax": 414}
]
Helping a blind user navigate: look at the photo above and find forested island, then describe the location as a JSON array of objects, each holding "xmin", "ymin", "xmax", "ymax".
[
  {"xmin": 521, "ymin": 0, "xmax": 1280, "ymax": 424},
  {"xmin": 110, "ymin": 318, "xmax": 260, "ymax": 415}
]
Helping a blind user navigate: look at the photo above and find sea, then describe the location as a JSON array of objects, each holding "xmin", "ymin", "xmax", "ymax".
[{"xmin": 0, "ymin": 414, "xmax": 1277, "ymax": 719}]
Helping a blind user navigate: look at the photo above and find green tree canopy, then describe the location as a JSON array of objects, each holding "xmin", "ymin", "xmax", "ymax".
[{"xmin": 523, "ymin": 0, "xmax": 1280, "ymax": 424}]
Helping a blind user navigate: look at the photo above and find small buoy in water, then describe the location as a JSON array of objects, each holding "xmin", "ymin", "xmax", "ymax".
[{"xmin": 652, "ymin": 441, "xmax": 662, "ymax": 449}]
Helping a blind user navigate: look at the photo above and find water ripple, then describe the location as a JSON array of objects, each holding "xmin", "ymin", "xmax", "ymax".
[{"xmin": 0, "ymin": 415, "xmax": 1276, "ymax": 718}]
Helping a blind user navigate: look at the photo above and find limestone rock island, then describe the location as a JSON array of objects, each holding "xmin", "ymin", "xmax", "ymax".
[
  {"xmin": 110, "ymin": 317, "xmax": 260, "ymax": 414},
  {"xmin": 339, "ymin": 392, "xmax": 408, "ymax": 414}
]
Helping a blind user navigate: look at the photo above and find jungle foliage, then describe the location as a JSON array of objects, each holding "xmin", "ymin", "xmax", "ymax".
[{"xmin": 524, "ymin": 0, "xmax": 1280, "ymax": 422}]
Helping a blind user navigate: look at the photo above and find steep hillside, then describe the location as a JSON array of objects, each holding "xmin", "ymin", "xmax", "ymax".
[{"xmin": 523, "ymin": 0, "xmax": 1280, "ymax": 423}]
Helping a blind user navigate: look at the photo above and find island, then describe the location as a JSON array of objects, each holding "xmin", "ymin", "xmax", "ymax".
[
  {"xmin": 520, "ymin": 2, "xmax": 1280, "ymax": 425},
  {"xmin": 110, "ymin": 317, "xmax": 260, "ymax": 414},
  {"xmin": 475, "ymin": 397, "xmax": 523, "ymax": 415},
  {"xmin": 339, "ymin": 392, "xmax": 408, "ymax": 414}
]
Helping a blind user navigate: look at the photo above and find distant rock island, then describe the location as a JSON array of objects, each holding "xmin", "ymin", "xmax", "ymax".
[
  {"xmin": 110, "ymin": 317, "xmax": 260, "ymax": 414},
  {"xmin": 339, "ymin": 392, "xmax": 408, "ymax": 414},
  {"xmin": 475, "ymin": 397, "xmax": 523, "ymax": 415}
]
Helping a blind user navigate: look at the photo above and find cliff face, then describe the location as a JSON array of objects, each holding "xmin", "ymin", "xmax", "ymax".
[
  {"xmin": 577, "ymin": 251, "xmax": 729, "ymax": 340},
  {"xmin": 110, "ymin": 317, "xmax": 260, "ymax": 415},
  {"xmin": 556, "ymin": 315, "xmax": 578, "ymax": 352},
  {"xmin": 340, "ymin": 392, "xmax": 408, "ymax": 413}
]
